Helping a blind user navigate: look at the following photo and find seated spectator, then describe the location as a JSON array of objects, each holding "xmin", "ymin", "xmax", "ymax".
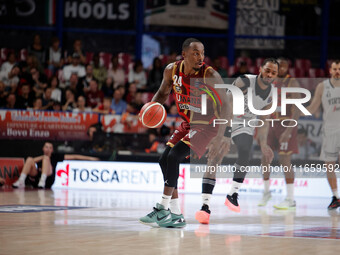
[
  {"xmin": 212, "ymin": 57, "xmax": 228, "ymax": 81},
  {"xmin": 108, "ymin": 54, "xmax": 125, "ymax": 88},
  {"xmin": 31, "ymin": 97, "xmax": 43, "ymax": 110},
  {"xmin": 133, "ymin": 91, "xmax": 144, "ymax": 112},
  {"xmin": 168, "ymin": 103, "xmax": 179, "ymax": 117},
  {"xmin": 30, "ymin": 67, "xmax": 47, "ymax": 97},
  {"xmin": 0, "ymin": 65, "xmax": 20, "ymax": 93},
  {"xmin": 78, "ymin": 64, "xmax": 96, "ymax": 94},
  {"xmin": 66, "ymin": 73, "xmax": 80, "ymax": 94},
  {"xmin": 1, "ymin": 51, "xmax": 17, "ymax": 76},
  {"xmin": 41, "ymin": 87, "xmax": 54, "ymax": 110},
  {"xmin": 62, "ymin": 53, "xmax": 86, "ymax": 81},
  {"xmin": 101, "ymin": 77, "xmax": 114, "ymax": 97},
  {"xmin": 231, "ymin": 61, "xmax": 250, "ymax": 78},
  {"xmin": 49, "ymin": 76, "xmax": 62, "ymax": 103},
  {"xmin": 12, "ymin": 142, "xmax": 98, "ymax": 189},
  {"xmin": 27, "ymin": 34, "xmax": 46, "ymax": 70},
  {"xmin": 125, "ymin": 82, "xmax": 137, "ymax": 104},
  {"xmin": 26, "ymin": 54, "xmax": 43, "ymax": 74},
  {"xmin": 111, "ymin": 88, "xmax": 127, "ymax": 115},
  {"xmin": 4, "ymin": 93, "xmax": 17, "ymax": 109},
  {"xmin": 92, "ymin": 53, "xmax": 107, "ymax": 88},
  {"xmin": 67, "ymin": 39, "xmax": 86, "ymax": 65},
  {"xmin": 73, "ymin": 95, "xmax": 92, "ymax": 113},
  {"xmin": 52, "ymin": 100, "xmax": 62, "ymax": 111},
  {"xmin": 85, "ymin": 79, "xmax": 104, "ymax": 108},
  {"xmin": 147, "ymin": 57, "xmax": 163, "ymax": 92},
  {"xmin": 62, "ymin": 88, "xmax": 77, "ymax": 111},
  {"xmin": 93, "ymin": 97, "xmax": 115, "ymax": 114},
  {"xmin": 16, "ymin": 83, "xmax": 34, "ymax": 109},
  {"xmin": 0, "ymin": 81, "xmax": 7, "ymax": 107},
  {"xmin": 47, "ymin": 36, "xmax": 63, "ymax": 75},
  {"xmin": 128, "ymin": 60, "xmax": 146, "ymax": 90}
]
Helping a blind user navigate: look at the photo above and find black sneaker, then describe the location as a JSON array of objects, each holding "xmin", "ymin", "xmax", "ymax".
[
  {"xmin": 225, "ymin": 193, "xmax": 240, "ymax": 212},
  {"xmin": 195, "ymin": 204, "xmax": 211, "ymax": 224},
  {"xmin": 328, "ymin": 196, "xmax": 340, "ymax": 210}
]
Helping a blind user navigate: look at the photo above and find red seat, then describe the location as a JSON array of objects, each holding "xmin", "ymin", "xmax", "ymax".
[
  {"xmin": 308, "ymin": 68, "xmax": 325, "ymax": 78},
  {"xmin": 118, "ymin": 53, "xmax": 132, "ymax": 74},
  {"xmin": 20, "ymin": 49, "xmax": 27, "ymax": 61},
  {"xmin": 294, "ymin": 59, "xmax": 311, "ymax": 73},
  {"xmin": 248, "ymin": 66, "xmax": 259, "ymax": 75},
  {"xmin": 1, "ymin": 48, "xmax": 10, "ymax": 61},
  {"xmin": 204, "ymin": 56, "xmax": 212, "ymax": 66},
  {"xmin": 255, "ymin": 58, "xmax": 264, "ymax": 68},
  {"xmin": 235, "ymin": 57, "xmax": 252, "ymax": 68},
  {"xmin": 99, "ymin": 52, "xmax": 112, "ymax": 69},
  {"xmin": 85, "ymin": 52, "xmax": 94, "ymax": 65},
  {"xmin": 219, "ymin": 56, "xmax": 229, "ymax": 70},
  {"xmin": 289, "ymin": 67, "xmax": 306, "ymax": 78}
]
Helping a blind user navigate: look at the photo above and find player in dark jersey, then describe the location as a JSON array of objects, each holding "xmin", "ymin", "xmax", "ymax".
[
  {"xmin": 258, "ymin": 58, "xmax": 301, "ymax": 209},
  {"xmin": 139, "ymin": 38, "xmax": 232, "ymax": 228},
  {"xmin": 195, "ymin": 58, "xmax": 277, "ymax": 224}
]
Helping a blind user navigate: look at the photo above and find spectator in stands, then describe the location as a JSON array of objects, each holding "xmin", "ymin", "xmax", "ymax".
[
  {"xmin": 168, "ymin": 103, "xmax": 179, "ymax": 117},
  {"xmin": 1, "ymin": 51, "xmax": 17, "ymax": 76},
  {"xmin": 111, "ymin": 87, "xmax": 127, "ymax": 115},
  {"xmin": 0, "ymin": 65, "xmax": 20, "ymax": 93},
  {"xmin": 93, "ymin": 97, "xmax": 115, "ymax": 114},
  {"xmin": 62, "ymin": 53, "xmax": 86, "ymax": 81},
  {"xmin": 73, "ymin": 95, "xmax": 92, "ymax": 113},
  {"xmin": 66, "ymin": 73, "xmax": 80, "ymax": 95},
  {"xmin": 52, "ymin": 100, "xmax": 62, "ymax": 111},
  {"xmin": 47, "ymin": 36, "xmax": 63, "ymax": 75},
  {"xmin": 25, "ymin": 54, "xmax": 42, "ymax": 74},
  {"xmin": 62, "ymin": 88, "xmax": 77, "ymax": 111},
  {"xmin": 231, "ymin": 61, "xmax": 250, "ymax": 78},
  {"xmin": 145, "ymin": 129, "xmax": 160, "ymax": 153},
  {"xmin": 128, "ymin": 60, "xmax": 147, "ymax": 90},
  {"xmin": 4, "ymin": 93, "xmax": 16, "ymax": 109},
  {"xmin": 292, "ymin": 128, "xmax": 318, "ymax": 160},
  {"xmin": 108, "ymin": 54, "xmax": 125, "ymax": 88},
  {"xmin": 92, "ymin": 53, "xmax": 107, "ymax": 88},
  {"xmin": 30, "ymin": 67, "xmax": 47, "ymax": 97},
  {"xmin": 125, "ymin": 82, "xmax": 137, "ymax": 104},
  {"xmin": 41, "ymin": 87, "xmax": 54, "ymax": 110},
  {"xmin": 133, "ymin": 91, "xmax": 144, "ymax": 112},
  {"xmin": 27, "ymin": 34, "xmax": 46, "ymax": 70},
  {"xmin": 148, "ymin": 57, "xmax": 163, "ymax": 92},
  {"xmin": 78, "ymin": 64, "xmax": 96, "ymax": 94},
  {"xmin": 0, "ymin": 82, "xmax": 7, "ymax": 107},
  {"xmin": 49, "ymin": 76, "xmax": 62, "ymax": 103},
  {"xmin": 68, "ymin": 39, "xmax": 86, "ymax": 65},
  {"xmin": 101, "ymin": 77, "xmax": 114, "ymax": 97},
  {"xmin": 31, "ymin": 97, "xmax": 43, "ymax": 110},
  {"xmin": 164, "ymin": 51, "xmax": 178, "ymax": 69},
  {"xmin": 16, "ymin": 83, "xmax": 34, "ymax": 109},
  {"xmin": 86, "ymin": 79, "xmax": 104, "ymax": 108},
  {"xmin": 212, "ymin": 57, "xmax": 228, "ymax": 80}
]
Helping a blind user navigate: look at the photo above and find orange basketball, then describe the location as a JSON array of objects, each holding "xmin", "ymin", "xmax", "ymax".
[{"xmin": 139, "ymin": 102, "xmax": 167, "ymax": 128}]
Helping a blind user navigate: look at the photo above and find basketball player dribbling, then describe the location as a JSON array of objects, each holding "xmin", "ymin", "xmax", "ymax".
[
  {"xmin": 307, "ymin": 60, "xmax": 340, "ymax": 209},
  {"xmin": 139, "ymin": 38, "xmax": 232, "ymax": 228}
]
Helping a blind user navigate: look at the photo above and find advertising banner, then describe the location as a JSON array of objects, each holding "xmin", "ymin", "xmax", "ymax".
[
  {"xmin": 0, "ymin": 110, "xmax": 99, "ymax": 141},
  {"xmin": 0, "ymin": 158, "xmax": 23, "ymax": 185}
]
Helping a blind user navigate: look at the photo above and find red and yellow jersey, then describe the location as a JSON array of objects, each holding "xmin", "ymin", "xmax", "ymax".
[
  {"xmin": 171, "ymin": 60, "xmax": 222, "ymax": 124},
  {"xmin": 271, "ymin": 74, "xmax": 295, "ymax": 120}
]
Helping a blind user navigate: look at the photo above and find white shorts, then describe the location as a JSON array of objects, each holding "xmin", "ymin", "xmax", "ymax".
[{"xmin": 320, "ymin": 128, "xmax": 340, "ymax": 162}]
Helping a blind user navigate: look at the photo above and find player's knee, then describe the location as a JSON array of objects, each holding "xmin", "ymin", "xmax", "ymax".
[
  {"xmin": 26, "ymin": 157, "xmax": 34, "ymax": 163},
  {"xmin": 42, "ymin": 155, "xmax": 50, "ymax": 162},
  {"xmin": 167, "ymin": 149, "xmax": 179, "ymax": 164}
]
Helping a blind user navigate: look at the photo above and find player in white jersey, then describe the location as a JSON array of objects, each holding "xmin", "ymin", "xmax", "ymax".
[
  {"xmin": 307, "ymin": 60, "xmax": 340, "ymax": 209},
  {"xmin": 195, "ymin": 58, "xmax": 277, "ymax": 224}
]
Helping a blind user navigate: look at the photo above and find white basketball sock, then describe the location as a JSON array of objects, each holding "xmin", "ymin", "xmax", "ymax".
[
  {"xmin": 202, "ymin": 193, "xmax": 212, "ymax": 206},
  {"xmin": 228, "ymin": 181, "xmax": 242, "ymax": 196},
  {"xmin": 332, "ymin": 189, "xmax": 339, "ymax": 199},
  {"xmin": 264, "ymin": 180, "xmax": 270, "ymax": 193},
  {"xmin": 160, "ymin": 194, "xmax": 171, "ymax": 210},
  {"xmin": 170, "ymin": 198, "xmax": 181, "ymax": 215},
  {"xmin": 286, "ymin": 183, "xmax": 294, "ymax": 200}
]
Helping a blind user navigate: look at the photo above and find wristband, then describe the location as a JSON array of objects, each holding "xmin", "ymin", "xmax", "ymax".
[{"xmin": 224, "ymin": 126, "xmax": 232, "ymax": 138}]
